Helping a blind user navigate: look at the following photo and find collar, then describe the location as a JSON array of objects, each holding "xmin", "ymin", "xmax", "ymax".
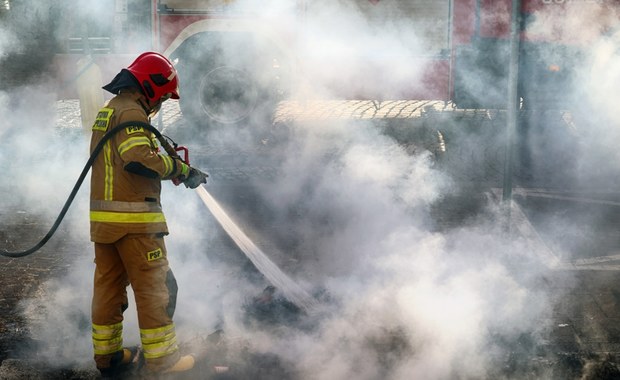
[{"xmin": 117, "ymin": 91, "xmax": 152, "ymax": 117}]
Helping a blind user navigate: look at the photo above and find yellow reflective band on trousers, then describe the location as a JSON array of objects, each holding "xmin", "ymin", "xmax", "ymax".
[
  {"xmin": 92, "ymin": 322, "xmax": 123, "ymax": 355},
  {"xmin": 90, "ymin": 211, "xmax": 166, "ymax": 223},
  {"xmin": 104, "ymin": 141, "xmax": 113, "ymax": 200},
  {"xmin": 140, "ymin": 324, "xmax": 178, "ymax": 359}
]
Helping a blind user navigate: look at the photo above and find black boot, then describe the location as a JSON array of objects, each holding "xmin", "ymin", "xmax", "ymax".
[{"xmin": 99, "ymin": 346, "xmax": 143, "ymax": 379}]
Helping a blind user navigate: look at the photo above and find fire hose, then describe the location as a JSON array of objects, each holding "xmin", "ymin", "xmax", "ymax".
[{"xmin": 0, "ymin": 121, "xmax": 189, "ymax": 258}]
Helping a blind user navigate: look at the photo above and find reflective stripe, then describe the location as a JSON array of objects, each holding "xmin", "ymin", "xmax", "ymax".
[
  {"xmin": 91, "ymin": 200, "xmax": 162, "ymax": 213},
  {"xmin": 142, "ymin": 330, "xmax": 176, "ymax": 346},
  {"xmin": 140, "ymin": 324, "xmax": 175, "ymax": 340},
  {"xmin": 180, "ymin": 162, "xmax": 189, "ymax": 177},
  {"xmin": 93, "ymin": 336, "xmax": 123, "ymax": 355},
  {"xmin": 142, "ymin": 339, "xmax": 178, "ymax": 359},
  {"xmin": 162, "ymin": 155, "xmax": 174, "ymax": 177},
  {"xmin": 92, "ymin": 322, "xmax": 123, "ymax": 355},
  {"xmin": 118, "ymin": 136, "xmax": 152, "ymax": 157},
  {"xmin": 104, "ymin": 141, "xmax": 113, "ymax": 200},
  {"xmin": 140, "ymin": 324, "xmax": 178, "ymax": 359},
  {"xmin": 90, "ymin": 211, "xmax": 166, "ymax": 223}
]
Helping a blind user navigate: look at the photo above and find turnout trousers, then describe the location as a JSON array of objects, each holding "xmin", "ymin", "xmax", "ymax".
[{"xmin": 91, "ymin": 233, "xmax": 180, "ymax": 372}]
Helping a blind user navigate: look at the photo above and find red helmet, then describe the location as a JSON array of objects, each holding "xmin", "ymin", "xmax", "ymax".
[{"xmin": 126, "ymin": 52, "xmax": 180, "ymax": 101}]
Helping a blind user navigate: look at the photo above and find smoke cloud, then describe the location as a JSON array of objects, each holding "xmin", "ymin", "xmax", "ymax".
[{"xmin": 0, "ymin": 0, "xmax": 618, "ymax": 379}]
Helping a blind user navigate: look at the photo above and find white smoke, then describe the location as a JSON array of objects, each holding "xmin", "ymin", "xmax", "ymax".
[
  {"xmin": 204, "ymin": 113, "xmax": 555, "ymax": 379},
  {"xmin": 522, "ymin": 2, "xmax": 620, "ymax": 187},
  {"xmin": 526, "ymin": 2, "xmax": 616, "ymax": 46},
  {"xmin": 2, "ymin": 0, "xmax": 619, "ymax": 378},
  {"xmin": 0, "ymin": 27, "xmax": 14, "ymax": 60}
]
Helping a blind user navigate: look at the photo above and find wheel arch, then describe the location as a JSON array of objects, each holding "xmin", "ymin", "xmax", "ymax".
[
  {"xmin": 164, "ymin": 19, "xmax": 293, "ymax": 127},
  {"xmin": 162, "ymin": 18, "xmax": 293, "ymax": 65}
]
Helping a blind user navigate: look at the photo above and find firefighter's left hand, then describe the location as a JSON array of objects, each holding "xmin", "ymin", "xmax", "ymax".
[{"xmin": 183, "ymin": 167, "xmax": 208, "ymax": 189}]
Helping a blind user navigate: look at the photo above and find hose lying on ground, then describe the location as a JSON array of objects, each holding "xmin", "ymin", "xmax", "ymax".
[{"xmin": 0, "ymin": 121, "xmax": 173, "ymax": 258}]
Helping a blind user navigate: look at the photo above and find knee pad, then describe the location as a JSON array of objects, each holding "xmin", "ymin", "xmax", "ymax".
[{"xmin": 165, "ymin": 269, "xmax": 178, "ymax": 318}]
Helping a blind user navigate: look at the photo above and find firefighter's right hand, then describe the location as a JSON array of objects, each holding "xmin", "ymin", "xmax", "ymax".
[{"xmin": 183, "ymin": 167, "xmax": 208, "ymax": 189}]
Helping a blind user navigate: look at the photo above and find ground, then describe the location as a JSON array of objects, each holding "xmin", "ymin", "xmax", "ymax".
[{"xmin": 1, "ymin": 100, "xmax": 620, "ymax": 379}]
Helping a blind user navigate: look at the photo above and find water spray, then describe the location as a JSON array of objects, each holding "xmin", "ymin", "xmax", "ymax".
[{"xmin": 195, "ymin": 185, "xmax": 318, "ymax": 313}]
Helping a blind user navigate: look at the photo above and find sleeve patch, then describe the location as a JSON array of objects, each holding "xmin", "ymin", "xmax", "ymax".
[
  {"xmin": 147, "ymin": 248, "xmax": 163, "ymax": 261},
  {"xmin": 92, "ymin": 108, "xmax": 114, "ymax": 132},
  {"xmin": 126, "ymin": 126, "xmax": 145, "ymax": 134}
]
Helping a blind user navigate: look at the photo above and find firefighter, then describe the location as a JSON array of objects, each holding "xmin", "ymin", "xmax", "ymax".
[{"xmin": 89, "ymin": 51, "xmax": 207, "ymax": 378}]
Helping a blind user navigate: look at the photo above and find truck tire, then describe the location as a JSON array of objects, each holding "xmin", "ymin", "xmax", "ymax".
[
  {"xmin": 172, "ymin": 32, "xmax": 285, "ymax": 131},
  {"xmin": 182, "ymin": 65, "xmax": 260, "ymax": 126}
]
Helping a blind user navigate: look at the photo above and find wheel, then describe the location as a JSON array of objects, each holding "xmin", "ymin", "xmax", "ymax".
[
  {"xmin": 173, "ymin": 32, "xmax": 287, "ymax": 131},
  {"xmin": 196, "ymin": 65, "xmax": 260, "ymax": 125}
]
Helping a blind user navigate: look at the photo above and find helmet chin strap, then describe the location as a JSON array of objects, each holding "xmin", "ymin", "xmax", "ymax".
[
  {"xmin": 138, "ymin": 96, "xmax": 162, "ymax": 118},
  {"xmin": 149, "ymin": 102, "xmax": 163, "ymax": 118}
]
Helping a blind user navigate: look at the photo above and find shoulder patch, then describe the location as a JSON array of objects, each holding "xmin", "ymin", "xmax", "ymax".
[
  {"xmin": 92, "ymin": 108, "xmax": 114, "ymax": 132},
  {"xmin": 126, "ymin": 126, "xmax": 145, "ymax": 134}
]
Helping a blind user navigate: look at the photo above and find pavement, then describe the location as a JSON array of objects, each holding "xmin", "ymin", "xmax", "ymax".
[{"xmin": 1, "ymin": 100, "xmax": 620, "ymax": 379}]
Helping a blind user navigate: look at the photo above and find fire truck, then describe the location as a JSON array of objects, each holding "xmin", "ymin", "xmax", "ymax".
[{"xmin": 52, "ymin": 0, "xmax": 619, "ymax": 127}]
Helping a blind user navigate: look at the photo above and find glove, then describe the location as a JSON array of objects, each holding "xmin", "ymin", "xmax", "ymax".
[{"xmin": 183, "ymin": 167, "xmax": 208, "ymax": 189}]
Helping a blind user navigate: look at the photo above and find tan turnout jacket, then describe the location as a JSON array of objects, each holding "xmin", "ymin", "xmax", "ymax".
[{"xmin": 89, "ymin": 92, "xmax": 188, "ymax": 243}]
